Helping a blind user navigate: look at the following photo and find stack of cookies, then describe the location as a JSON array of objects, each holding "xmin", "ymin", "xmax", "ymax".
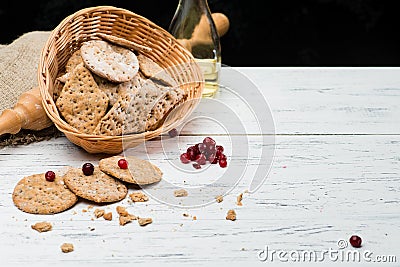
[
  {"xmin": 12, "ymin": 155, "xmax": 162, "ymax": 215},
  {"xmin": 54, "ymin": 35, "xmax": 187, "ymax": 136}
]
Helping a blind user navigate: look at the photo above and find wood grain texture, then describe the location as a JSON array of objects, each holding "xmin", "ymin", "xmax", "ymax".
[{"xmin": 1, "ymin": 67, "xmax": 399, "ymax": 266}]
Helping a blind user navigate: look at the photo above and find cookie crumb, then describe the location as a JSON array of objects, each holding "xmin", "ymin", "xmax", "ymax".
[
  {"xmin": 103, "ymin": 212, "xmax": 113, "ymax": 221},
  {"xmin": 215, "ymin": 195, "xmax": 223, "ymax": 203},
  {"xmin": 129, "ymin": 192, "xmax": 149, "ymax": 202},
  {"xmin": 236, "ymin": 193, "xmax": 243, "ymax": 206},
  {"xmin": 94, "ymin": 209, "xmax": 105, "ymax": 218},
  {"xmin": 193, "ymin": 216, "xmax": 197, "ymax": 220},
  {"xmin": 87, "ymin": 205, "xmax": 94, "ymax": 209},
  {"xmin": 138, "ymin": 217, "xmax": 153, "ymax": 226},
  {"xmin": 226, "ymin": 209, "xmax": 236, "ymax": 221},
  {"xmin": 174, "ymin": 189, "xmax": 188, "ymax": 197},
  {"xmin": 82, "ymin": 209, "xmax": 88, "ymax": 213},
  {"xmin": 116, "ymin": 206, "xmax": 129, "ymax": 216},
  {"xmin": 61, "ymin": 243, "xmax": 74, "ymax": 253},
  {"xmin": 31, "ymin": 222, "xmax": 52, "ymax": 233},
  {"xmin": 183, "ymin": 213, "xmax": 189, "ymax": 217},
  {"xmin": 119, "ymin": 214, "xmax": 137, "ymax": 226}
]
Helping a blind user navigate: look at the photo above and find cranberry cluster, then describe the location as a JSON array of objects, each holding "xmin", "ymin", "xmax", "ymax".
[{"xmin": 180, "ymin": 137, "xmax": 227, "ymax": 169}]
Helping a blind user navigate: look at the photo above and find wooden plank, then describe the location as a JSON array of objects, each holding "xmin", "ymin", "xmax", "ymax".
[
  {"xmin": 1, "ymin": 135, "xmax": 399, "ymax": 265},
  {"xmin": 178, "ymin": 67, "xmax": 400, "ymax": 135}
]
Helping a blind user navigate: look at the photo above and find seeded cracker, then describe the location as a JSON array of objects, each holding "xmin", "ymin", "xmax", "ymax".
[
  {"xmin": 55, "ymin": 63, "xmax": 109, "ymax": 134},
  {"xmin": 146, "ymin": 85, "xmax": 186, "ymax": 131},
  {"xmin": 137, "ymin": 54, "xmax": 178, "ymax": 87},
  {"xmin": 81, "ymin": 40, "xmax": 139, "ymax": 83},
  {"xmin": 97, "ymin": 33, "xmax": 152, "ymax": 53},
  {"xmin": 99, "ymin": 156, "xmax": 162, "ymax": 185},
  {"xmin": 12, "ymin": 173, "xmax": 78, "ymax": 214},
  {"xmin": 63, "ymin": 167, "xmax": 127, "ymax": 203},
  {"xmin": 93, "ymin": 79, "xmax": 167, "ymax": 135}
]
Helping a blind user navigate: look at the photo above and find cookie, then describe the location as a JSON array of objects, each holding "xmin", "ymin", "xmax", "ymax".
[
  {"xmin": 97, "ymin": 33, "xmax": 152, "ymax": 53},
  {"xmin": 137, "ymin": 54, "xmax": 178, "ymax": 87},
  {"xmin": 63, "ymin": 167, "xmax": 128, "ymax": 203},
  {"xmin": 99, "ymin": 156, "xmax": 162, "ymax": 185},
  {"xmin": 66, "ymin": 49, "xmax": 84, "ymax": 73},
  {"xmin": 12, "ymin": 173, "xmax": 78, "ymax": 214},
  {"xmin": 81, "ymin": 40, "xmax": 139, "ymax": 83},
  {"xmin": 146, "ymin": 85, "xmax": 186, "ymax": 131},
  {"xmin": 93, "ymin": 79, "xmax": 166, "ymax": 135},
  {"xmin": 55, "ymin": 63, "xmax": 109, "ymax": 134},
  {"xmin": 97, "ymin": 74, "xmax": 145, "ymax": 107}
]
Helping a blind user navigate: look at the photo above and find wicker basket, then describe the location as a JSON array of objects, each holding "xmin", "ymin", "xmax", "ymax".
[{"xmin": 38, "ymin": 6, "xmax": 204, "ymax": 154}]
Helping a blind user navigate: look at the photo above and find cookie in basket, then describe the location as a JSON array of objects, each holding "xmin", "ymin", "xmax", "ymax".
[
  {"xmin": 63, "ymin": 167, "xmax": 128, "ymax": 203},
  {"xmin": 97, "ymin": 33, "xmax": 152, "ymax": 53},
  {"xmin": 81, "ymin": 40, "xmax": 139, "ymax": 83},
  {"xmin": 93, "ymin": 78, "xmax": 167, "ymax": 135},
  {"xmin": 12, "ymin": 173, "xmax": 78, "ymax": 214},
  {"xmin": 55, "ymin": 63, "xmax": 109, "ymax": 134},
  {"xmin": 99, "ymin": 74, "xmax": 146, "ymax": 107},
  {"xmin": 99, "ymin": 156, "xmax": 162, "ymax": 185},
  {"xmin": 137, "ymin": 54, "xmax": 178, "ymax": 87}
]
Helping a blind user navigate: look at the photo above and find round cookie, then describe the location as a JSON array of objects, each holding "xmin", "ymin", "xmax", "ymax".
[
  {"xmin": 81, "ymin": 40, "xmax": 139, "ymax": 83},
  {"xmin": 99, "ymin": 156, "xmax": 162, "ymax": 185},
  {"xmin": 12, "ymin": 173, "xmax": 78, "ymax": 214},
  {"xmin": 63, "ymin": 167, "xmax": 127, "ymax": 203}
]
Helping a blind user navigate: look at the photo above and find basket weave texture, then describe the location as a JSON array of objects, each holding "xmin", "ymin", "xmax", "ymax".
[{"xmin": 38, "ymin": 6, "xmax": 203, "ymax": 154}]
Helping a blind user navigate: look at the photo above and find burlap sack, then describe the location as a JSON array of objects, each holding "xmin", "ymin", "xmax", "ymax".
[{"xmin": 0, "ymin": 31, "xmax": 60, "ymax": 146}]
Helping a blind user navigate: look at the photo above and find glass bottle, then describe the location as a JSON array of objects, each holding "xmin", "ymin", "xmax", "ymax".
[{"xmin": 169, "ymin": 0, "xmax": 221, "ymax": 98}]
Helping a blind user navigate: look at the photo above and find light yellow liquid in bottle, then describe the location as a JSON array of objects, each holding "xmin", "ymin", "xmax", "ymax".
[{"xmin": 195, "ymin": 57, "xmax": 221, "ymax": 98}]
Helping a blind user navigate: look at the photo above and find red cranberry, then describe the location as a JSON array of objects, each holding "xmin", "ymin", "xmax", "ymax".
[
  {"xmin": 180, "ymin": 153, "xmax": 191, "ymax": 164},
  {"xmin": 168, "ymin": 128, "xmax": 178, "ymax": 138},
  {"xmin": 118, "ymin": 158, "xmax": 128, "ymax": 169},
  {"xmin": 196, "ymin": 143, "xmax": 207, "ymax": 154},
  {"xmin": 187, "ymin": 146, "xmax": 199, "ymax": 161},
  {"xmin": 349, "ymin": 235, "xmax": 362, "ymax": 248},
  {"xmin": 210, "ymin": 155, "xmax": 218, "ymax": 164},
  {"xmin": 219, "ymin": 153, "xmax": 227, "ymax": 162},
  {"xmin": 82, "ymin": 163, "xmax": 94, "ymax": 176},
  {"xmin": 219, "ymin": 159, "xmax": 227, "ymax": 168},
  {"xmin": 193, "ymin": 163, "xmax": 202, "ymax": 169},
  {"xmin": 203, "ymin": 137, "xmax": 216, "ymax": 146},
  {"xmin": 45, "ymin": 171, "xmax": 56, "ymax": 182},
  {"xmin": 195, "ymin": 154, "xmax": 207, "ymax": 165},
  {"xmin": 216, "ymin": 145, "xmax": 224, "ymax": 153}
]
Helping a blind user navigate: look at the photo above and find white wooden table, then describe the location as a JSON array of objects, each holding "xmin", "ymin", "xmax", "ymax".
[{"xmin": 1, "ymin": 67, "xmax": 399, "ymax": 266}]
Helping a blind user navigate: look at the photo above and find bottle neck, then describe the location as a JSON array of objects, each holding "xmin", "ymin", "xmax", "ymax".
[{"xmin": 178, "ymin": 0, "xmax": 209, "ymax": 9}]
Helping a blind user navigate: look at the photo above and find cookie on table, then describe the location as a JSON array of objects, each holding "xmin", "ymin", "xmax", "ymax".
[
  {"xmin": 81, "ymin": 40, "xmax": 139, "ymax": 83},
  {"xmin": 12, "ymin": 173, "xmax": 78, "ymax": 214},
  {"xmin": 63, "ymin": 167, "xmax": 127, "ymax": 203},
  {"xmin": 99, "ymin": 156, "xmax": 162, "ymax": 185},
  {"xmin": 55, "ymin": 63, "xmax": 109, "ymax": 134},
  {"xmin": 137, "ymin": 54, "xmax": 178, "ymax": 87}
]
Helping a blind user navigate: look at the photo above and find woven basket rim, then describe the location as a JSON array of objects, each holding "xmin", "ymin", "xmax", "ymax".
[{"xmin": 38, "ymin": 5, "xmax": 203, "ymax": 142}]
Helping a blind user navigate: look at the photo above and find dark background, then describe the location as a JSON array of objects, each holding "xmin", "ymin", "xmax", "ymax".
[{"xmin": 1, "ymin": 0, "xmax": 399, "ymax": 66}]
